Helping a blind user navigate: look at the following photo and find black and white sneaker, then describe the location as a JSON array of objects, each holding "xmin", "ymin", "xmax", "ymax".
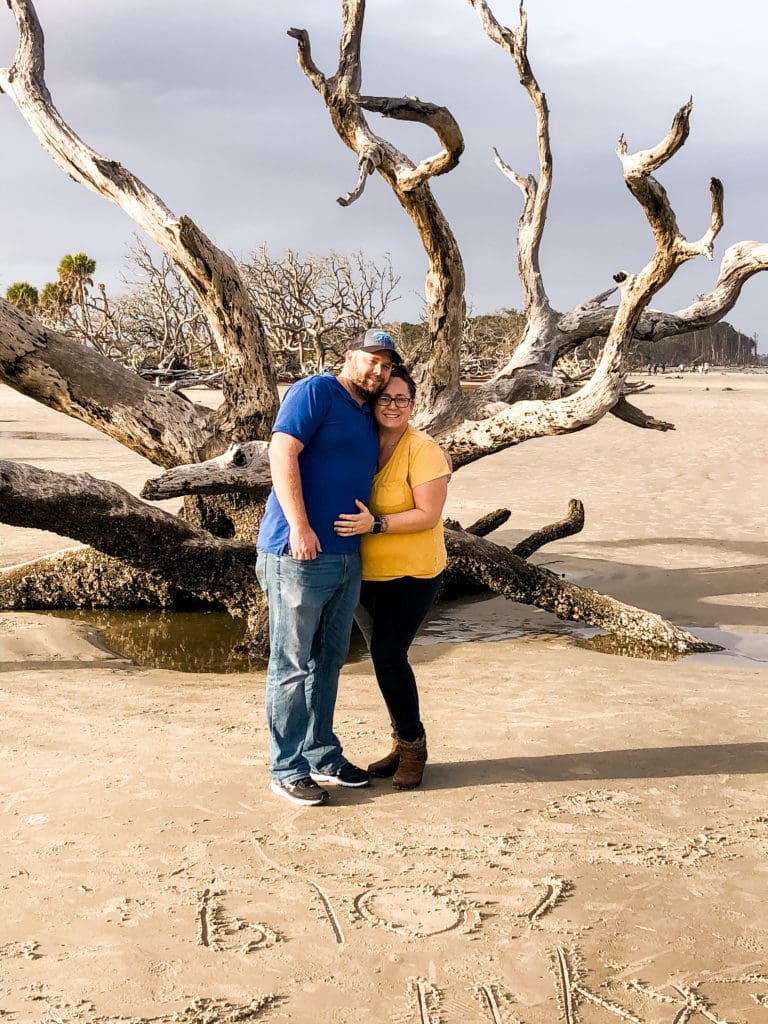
[
  {"xmin": 310, "ymin": 762, "xmax": 371, "ymax": 788},
  {"xmin": 270, "ymin": 776, "xmax": 329, "ymax": 806}
]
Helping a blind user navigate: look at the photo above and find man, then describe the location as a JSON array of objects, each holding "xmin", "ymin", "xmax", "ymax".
[{"xmin": 256, "ymin": 328, "xmax": 403, "ymax": 806}]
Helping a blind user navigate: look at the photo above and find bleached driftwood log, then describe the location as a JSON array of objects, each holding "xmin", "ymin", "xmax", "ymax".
[
  {"xmin": 0, "ymin": 459, "xmax": 716, "ymax": 654},
  {"xmin": 0, "ymin": 461, "xmax": 261, "ymax": 618},
  {"xmin": 444, "ymin": 526, "xmax": 714, "ymax": 654},
  {"xmin": 141, "ymin": 442, "xmax": 272, "ymax": 500}
]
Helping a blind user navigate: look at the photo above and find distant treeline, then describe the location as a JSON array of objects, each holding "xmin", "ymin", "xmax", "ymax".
[
  {"xmin": 387, "ymin": 313, "xmax": 764, "ymax": 374},
  {"xmin": 591, "ymin": 320, "xmax": 761, "ymax": 369},
  {"xmin": 7, "ymin": 248, "xmax": 763, "ymax": 379}
]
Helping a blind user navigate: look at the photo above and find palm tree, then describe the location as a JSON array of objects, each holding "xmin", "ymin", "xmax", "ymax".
[
  {"xmin": 57, "ymin": 252, "xmax": 96, "ymax": 334},
  {"xmin": 5, "ymin": 280, "xmax": 39, "ymax": 313},
  {"xmin": 38, "ymin": 281, "xmax": 67, "ymax": 324}
]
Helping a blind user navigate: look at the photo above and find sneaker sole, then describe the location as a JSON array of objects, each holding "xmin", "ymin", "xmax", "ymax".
[
  {"xmin": 270, "ymin": 781, "xmax": 329, "ymax": 806},
  {"xmin": 309, "ymin": 771, "xmax": 370, "ymax": 788}
]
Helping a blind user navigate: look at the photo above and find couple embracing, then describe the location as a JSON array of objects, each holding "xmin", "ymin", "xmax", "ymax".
[{"xmin": 256, "ymin": 329, "xmax": 450, "ymax": 806}]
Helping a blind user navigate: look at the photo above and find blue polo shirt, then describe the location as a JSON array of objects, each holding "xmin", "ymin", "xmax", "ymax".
[{"xmin": 257, "ymin": 373, "xmax": 379, "ymax": 555}]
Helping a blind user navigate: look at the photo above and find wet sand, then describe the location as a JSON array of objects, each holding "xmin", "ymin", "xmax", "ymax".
[{"xmin": 1, "ymin": 376, "xmax": 768, "ymax": 1022}]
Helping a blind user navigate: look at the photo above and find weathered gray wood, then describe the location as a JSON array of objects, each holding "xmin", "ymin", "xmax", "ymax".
[
  {"xmin": 1, "ymin": 459, "xmax": 713, "ymax": 656},
  {"xmin": 0, "ymin": 460, "xmax": 261, "ymax": 619},
  {"xmin": 444, "ymin": 526, "xmax": 717, "ymax": 654},
  {"xmin": 0, "ymin": 300, "xmax": 221, "ymax": 468},
  {"xmin": 467, "ymin": 1, "xmax": 768, "ymax": 382},
  {"xmin": 289, "ymin": 7, "xmax": 466, "ymax": 420},
  {"xmin": 0, "ymin": 547, "xmax": 204, "ymax": 610},
  {"xmin": 511, "ymin": 499, "xmax": 584, "ymax": 560},
  {"xmin": 141, "ymin": 442, "xmax": 272, "ymax": 500}
]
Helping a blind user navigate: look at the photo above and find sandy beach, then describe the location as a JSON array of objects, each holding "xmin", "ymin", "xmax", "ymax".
[{"xmin": 1, "ymin": 375, "xmax": 768, "ymax": 1023}]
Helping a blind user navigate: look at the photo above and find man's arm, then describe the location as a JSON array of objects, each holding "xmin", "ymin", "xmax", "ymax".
[{"xmin": 268, "ymin": 431, "xmax": 322, "ymax": 560}]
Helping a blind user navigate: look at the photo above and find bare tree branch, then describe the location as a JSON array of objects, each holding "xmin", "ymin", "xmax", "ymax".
[
  {"xmin": 337, "ymin": 155, "xmax": 376, "ymax": 207},
  {"xmin": 510, "ymin": 498, "xmax": 584, "ymax": 559},
  {"xmin": 610, "ymin": 396, "xmax": 675, "ymax": 432},
  {"xmin": 141, "ymin": 443, "xmax": 272, "ymax": 501},
  {"xmin": 0, "ymin": 299, "xmax": 221, "ymax": 467},
  {"xmin": 0, "ymin": 0, "xmax": 278, "ymax": 442},
  {"xmin": 290, "ymin": 0, "xmax": 466, "ymax": 415},
  {"xmin": 558, "ymin": 241, "xmax": 768, "ymax": 350},
  {"xmin": 359, "ymin": 94, "xmax": 464, "ymax": 187},
  {"xmin": 469, "ymin": 0, "xmax": 559, "ymax": 374}
]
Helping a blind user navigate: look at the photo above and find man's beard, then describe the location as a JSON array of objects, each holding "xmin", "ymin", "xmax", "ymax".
[{"xmin": 346, "ymin": 372, "xmax": 385, "ymax": 401}]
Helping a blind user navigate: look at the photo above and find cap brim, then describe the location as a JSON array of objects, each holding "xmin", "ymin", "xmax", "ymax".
[{"xmin": 368, "ymin": 346, "xmax": 403, "ymax": 364}]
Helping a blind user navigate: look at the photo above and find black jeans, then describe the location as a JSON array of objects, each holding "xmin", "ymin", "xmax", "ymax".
[{"xmin": 357, "ymin": 573, "xmax": 444, "ymax": 742}]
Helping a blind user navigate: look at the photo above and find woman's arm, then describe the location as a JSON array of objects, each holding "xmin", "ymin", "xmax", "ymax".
[
  {"xmin": 333, "ymin": 474, "xmax": 449, "ymax": 537},
  {"xmin": 381, "ymin": 475, "xmax": 448, "ymax": 533}
]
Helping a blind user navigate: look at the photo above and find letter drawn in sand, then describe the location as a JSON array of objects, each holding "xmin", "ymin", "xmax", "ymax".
[
  {"xmin": 554, "ymin": 947, "xmax": 644, "ymax": 1024},
  {"xmin": 308, "ymin": 879, "xmax": 345, "ymax": 945},
  {"xmin": 526, "ymin": 876, "xmax": 573, "ymax": 926},
  {"xmin": 253, "ymin": 835, "xmax": 345, "ymax": 945}
]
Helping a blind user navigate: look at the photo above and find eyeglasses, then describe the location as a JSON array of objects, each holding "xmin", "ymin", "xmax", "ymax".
[{"xmin": 375, "ymin": 394, "xmax": 412, "ymax": 408}]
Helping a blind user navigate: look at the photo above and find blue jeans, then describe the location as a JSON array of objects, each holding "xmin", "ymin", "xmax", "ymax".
[{"xmin": 256, "ymin": 550, "xmax": 362, "ymax": 784}]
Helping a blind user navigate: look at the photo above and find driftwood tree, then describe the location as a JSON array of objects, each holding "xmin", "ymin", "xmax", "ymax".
[
  {"xmin": 4, "ymin": 0, "xmax": 761, "ymax": 655},
  {"xmin": 241, "ymin": 246, "xmax": 400, "ymax": 376}
]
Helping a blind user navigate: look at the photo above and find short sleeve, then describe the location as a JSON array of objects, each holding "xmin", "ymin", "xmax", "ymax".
[
  {"xmin": 272, "ymin": 376, "xmax": 332, "ymax": 446},
  {"xmin": 407, "ymin": 432, "xmax": 451, "ymax": 489}
]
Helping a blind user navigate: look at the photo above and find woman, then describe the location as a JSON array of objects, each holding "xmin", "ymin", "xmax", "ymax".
[{"xmin": 333, "ymin": 364, "xmax": 450, "ymax": 789}]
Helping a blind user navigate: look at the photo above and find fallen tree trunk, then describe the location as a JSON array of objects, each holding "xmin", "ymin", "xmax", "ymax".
[
  {"xmin": 0, "ymin": 547, "xmax": 207, "ymax": 611},
  {"xmin": 0, "ymin": 460, "xmax": 260, "ymax": 618},
  {"xmin": 443, "ymin": 525, "xmax": 717, "ymax": 654},
  {"xmin": 1, "ymin": 460, "xmax": 715, "ymax": 656}
]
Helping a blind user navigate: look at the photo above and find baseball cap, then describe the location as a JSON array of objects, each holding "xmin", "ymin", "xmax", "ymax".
[{"xmin": 347, "ymin": 328, "xmax": 403, "ymax": 364}]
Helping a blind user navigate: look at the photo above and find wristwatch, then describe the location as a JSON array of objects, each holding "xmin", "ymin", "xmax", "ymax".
[{"xmin": 371, "ymin": 516, "xmax": 384, "ymax": 534}]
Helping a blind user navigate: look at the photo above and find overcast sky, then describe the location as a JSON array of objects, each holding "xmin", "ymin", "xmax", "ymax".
[{"xmin": 1, "ymin": 1, "xmax": 767, "ymax": 350}]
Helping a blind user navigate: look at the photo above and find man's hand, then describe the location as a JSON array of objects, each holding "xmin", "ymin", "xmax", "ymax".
[
  {"xmin": 289, "ymin": 523, "xmax": 322, "ymax": 560},
  {"xmin": 268, "ymin": 431, "xmax": 321, "ymax": 559}
]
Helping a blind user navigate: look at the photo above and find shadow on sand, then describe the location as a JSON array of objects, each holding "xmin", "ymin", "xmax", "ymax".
[{"xmin": 426, "ymin": 742, "xmax": 768, "ymax": 789}]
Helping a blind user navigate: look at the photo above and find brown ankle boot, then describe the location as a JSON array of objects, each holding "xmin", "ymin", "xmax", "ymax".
[
  {"xmin": 392, "ymin": 734, "xmax": 427, "ymax": 790},
  {"xmin": 368, "ymin": 735, "xmax": 400, "ymax": 777}
]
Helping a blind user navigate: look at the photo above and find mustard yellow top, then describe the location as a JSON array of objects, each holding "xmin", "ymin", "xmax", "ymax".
[{"xmin": 360, "ymin": 426, "xmax": 450, "ymax": 582}]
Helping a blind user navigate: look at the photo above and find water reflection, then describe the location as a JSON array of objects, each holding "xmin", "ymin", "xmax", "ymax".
[
  {"xmin": 576, "ymin": 632, "xmax": 687, "ymax": 662},
  {"xmin": 50, "ymin": 609, "xmax": 253, "ymax": 673},
  {"xmin": 51, "ymin": 596, "xmax": 768, "ymax": 674}
]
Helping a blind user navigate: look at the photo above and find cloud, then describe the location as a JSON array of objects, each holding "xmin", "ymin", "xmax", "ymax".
[{"xmin": 1, "ymin": 0, "xmax": 766, "ymax": 348}]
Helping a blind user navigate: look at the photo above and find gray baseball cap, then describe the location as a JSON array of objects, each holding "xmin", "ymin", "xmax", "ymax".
[{"xmin": 347, "ymin": 328, "xmax": 403, "ymax": 364}]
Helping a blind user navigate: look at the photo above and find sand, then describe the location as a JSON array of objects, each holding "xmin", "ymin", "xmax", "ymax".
[{"xmin": 1, "ymin": 375, "xmax": 767, "ymax": 1023}]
